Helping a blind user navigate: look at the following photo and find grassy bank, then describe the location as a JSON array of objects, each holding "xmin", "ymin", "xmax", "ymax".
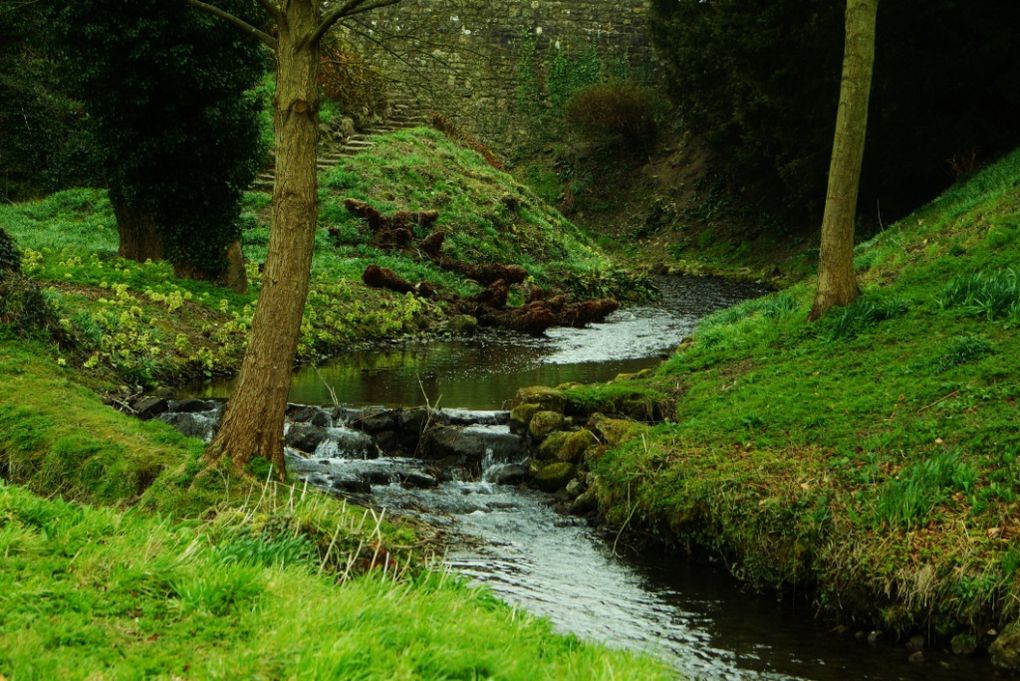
[
  {"xmin": 590, "ymin": 149, "xmax": 1020, "ymax": 639},
  {"xmin": 0, "ymin": 339, "xmax": 671, "ymax": 679},
  {"xmin": 0, "ymin": 128, "xmax": 635, "ymax": 392}
]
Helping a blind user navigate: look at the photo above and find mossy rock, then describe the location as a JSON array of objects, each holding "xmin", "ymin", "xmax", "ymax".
[
  {"xmin": 448, "ymin": 314, "xmax": 478, "ymax": 335},
  {"xmin": 950, "ymin": 632, "xmax": 978, "ymax": 656},
  {"xmin": 990, "ymin": 622, "xmax": 1020, "ymax": 671},
  {"xmin": 511, "ymin": 385, "xmax": 565, "ymax": 412},
  {"xmin": 529, "ymin": 410, "xmax": 564, "ymax": 441},
  {"xmin": 538, "ymin": 429, "xmax": 599, "ymax": 463},
  {"xmin": 619, "ymin": 395, "xmax": 659, "ymax": 421},
  {"xmin": 528, "ymin": 459, "xmax": 576, "ymax": 492},
  {"xmin": 509, "ymin": 403, "xmax": 543, "ymax": 435},
  {"xmin": 588, "ymin": 413, "xmax": 646, "ymax": 448}
]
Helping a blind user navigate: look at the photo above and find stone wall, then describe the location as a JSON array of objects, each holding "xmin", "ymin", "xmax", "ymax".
[{"xmin": 345, "ymin": 0, "xmax": 660, "ymax": 151}]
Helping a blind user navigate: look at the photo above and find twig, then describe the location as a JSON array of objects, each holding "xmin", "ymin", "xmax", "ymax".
[
  {"xmin": 917, "ymin": 390, "xmax": 959, "ymax": 414},
  {"xmin": 313, "ymin": 365, "xmax": 340, "ymax": 408}
]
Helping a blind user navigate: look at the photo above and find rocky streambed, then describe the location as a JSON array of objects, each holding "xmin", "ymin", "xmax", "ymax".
[{"xmin": 147, "ymin": 393, "xmax": 1004, "ymax": 681}]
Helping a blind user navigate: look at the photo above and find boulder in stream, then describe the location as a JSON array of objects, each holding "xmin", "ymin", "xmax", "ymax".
[
  {"xmin": 132, "ymin": 396, "xmax": 170, "ymax": 420},
  {"xmin": 424, "ymin": 424, "xmax": 525, "ymax": 464},
  {"xmin": 511, "ymin": 385, "xmax": 565, "ymax": 412},
  {"xmin": 284, "ymin": 423, "xmax": 328, "ymax": 454},
  {"xmin": 528, "ymin": 459, "xmax": 576, "ymax": 493}
]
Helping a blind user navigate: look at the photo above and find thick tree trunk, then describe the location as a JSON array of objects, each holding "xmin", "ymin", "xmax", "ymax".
[
  {"xmin": 205, "ymin": 2, "xmax": 320, "ymax": 478},
  {"xmin": 111, "ymin": 198, "xmax": 165, "ymax": 262},
  {"xmin": 809, "ymin": 0, "xmax": 878, "ymax": 320}
]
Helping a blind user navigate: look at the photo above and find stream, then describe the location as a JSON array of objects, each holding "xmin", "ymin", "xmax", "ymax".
[{"xmin": 176, "ymin": 276, "xmax": 1005, "ymax": 680}]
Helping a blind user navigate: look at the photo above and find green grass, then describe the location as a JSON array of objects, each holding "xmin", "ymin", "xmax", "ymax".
[
  {"xmin": 590, "ymin": 148, "xmax": 1020, "ymax": 636},
  {"xmin": 0, "ymin": 338, "xmax": 670, "ymax": 679},
  {"xmin": 0, "ymin": 482, "xmax": 669, "ymax": 680}
]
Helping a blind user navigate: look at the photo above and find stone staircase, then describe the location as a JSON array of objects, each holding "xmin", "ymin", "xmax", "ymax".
[{"xmin": 252, "ymin": 98, "xmax": 428, "ymax": 192}]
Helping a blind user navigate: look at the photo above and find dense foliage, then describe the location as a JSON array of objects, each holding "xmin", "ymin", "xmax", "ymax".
[
  {"xmin": 56, "ymin": 0, "xmax": 268, "ymax": 276},
  {"xmin": 651, "ymin": 0, "xmax": 1020, "ymax": 222},
  {"xmin": 0, "ymin": 4, "xmax": 101, "ymax": 200}
]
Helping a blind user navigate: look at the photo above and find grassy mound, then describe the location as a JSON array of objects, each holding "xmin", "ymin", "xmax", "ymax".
[
  {"xmin": 591, "ymin": 149, "xmax": 1020, "ymax": 637},
  {"xmin": 310, "ymin": 127, "xmax": 627, "ymax": 296}
]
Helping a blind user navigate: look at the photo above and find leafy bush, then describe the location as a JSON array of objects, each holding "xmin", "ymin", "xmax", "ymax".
[
  {"xmin": 0, "ymin": 275, "xmax": 55, "ymax": 336},
  {"xmin": 940, "ymin": 268, "xmax": 1020, "ymax": 321},
  {"xmin": 565, "ymin": 83, "xmax": 658, "ymax": 147}
]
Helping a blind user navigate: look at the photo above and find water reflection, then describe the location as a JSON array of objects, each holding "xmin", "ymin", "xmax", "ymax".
[{"xmin": 190, "ymin": 276, "xmax": 768, "ymax": 408}]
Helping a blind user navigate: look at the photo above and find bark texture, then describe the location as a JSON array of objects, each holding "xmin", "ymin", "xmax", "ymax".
[
  {"xmin": 111, "ymin": 199, "xmax": 165, "ymax": 262},
  {"xmin": 810, "ymin": 0, "xmax": 878, "ymax": 320},
  {"xmin": 205, "ymin": 1, "xmax": 320, "ymax": 477}
]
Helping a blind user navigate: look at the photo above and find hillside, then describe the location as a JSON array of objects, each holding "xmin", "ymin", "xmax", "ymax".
[
  {"xmin": 586, "ymin": 149, "xmax": 1020, "ymax": 650},
  {"xmin": 0, "ymin": 128, "xmax": 636, "ymax": 391}
]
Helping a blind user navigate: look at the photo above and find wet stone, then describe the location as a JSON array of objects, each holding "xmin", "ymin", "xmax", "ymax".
[
  {"xmin": 951, "ymin": 633, "xmax": 978, "ymax": 656},
  {"xmin": 132, "ymin": 396, "xmax": 169, "ymax": 420},
  {"xmin": 168, "ymin": 398, "xmax": 215, "ymax": 414},
  {"xmin": 284, "ymin": 423, "xmax": 328, "ymax": 454},
  {"xmin": 289, "ymin": 405, "xmax": 332, "ymax": 427},
  {"xmin": 160, "ymin": 412, "xmax": 220, "ymax": 443}
]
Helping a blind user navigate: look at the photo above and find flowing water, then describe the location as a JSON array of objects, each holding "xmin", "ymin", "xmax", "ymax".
[
  {"xmin": 189, "ymin": 276, "xmax": 765, "ymax": 408},
  {"xmin": 181, "ymin": 276, "xmax": 1006, "ymax": 680}
]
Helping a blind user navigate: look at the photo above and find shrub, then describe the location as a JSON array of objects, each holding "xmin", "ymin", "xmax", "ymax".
[
  {"xmin": 565, "ymin": 83, "xmax": 658, "ymax": 148},
  {"xmin": 0, "ymin": 275, "xmax": 55, "ymax": 336}
]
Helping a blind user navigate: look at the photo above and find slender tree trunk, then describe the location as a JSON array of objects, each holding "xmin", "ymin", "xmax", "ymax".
[
  {"xmin": 111, "ymin": 198, "xmax": 165, "ymax": 262},
  {"xmin": 809, "ymin": 0, "xmax": 878, "ymax": 320},
  {"xmin": 205, "ymin": 2, "xmax": 320, "ymax": 478}
]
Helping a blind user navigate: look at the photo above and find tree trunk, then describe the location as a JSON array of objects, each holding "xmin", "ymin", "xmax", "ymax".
[
  {"xmin": 809, "ymin": 0, "xmax": 878, "ymax": 321},
  {"xmin": 205, "ymin": 2, "xmax": 320, "ymax": 478},
  {"xmin": 111, "ymin": 198, "xmax": 165, "ymax": 262}
]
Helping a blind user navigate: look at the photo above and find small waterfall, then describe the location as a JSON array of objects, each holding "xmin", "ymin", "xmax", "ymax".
[{"xmin": 312, "ymin": 426, "xmax": 379, "ymax": 460}]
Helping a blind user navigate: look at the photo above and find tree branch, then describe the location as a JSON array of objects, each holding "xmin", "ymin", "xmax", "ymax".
[
  {"xmin": 186, "ymin": 0, "xmax": 278, "ymax": 50},
  {"xmin": 311, "ymin": 0, "xmax": 401, "ymax": 47}
]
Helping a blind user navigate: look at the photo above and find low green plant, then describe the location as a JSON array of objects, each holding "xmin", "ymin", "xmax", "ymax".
[
  {"xmin": 816, "ymin": 296, "xmax": 908, "ymax": 341},
  {"xmin": 931, "ymin": 334, "xmax": 994, "ymax": 373},
  {"xmin": 939, "ymin": 267, "xmax": 1020, "ymax": 321},
  {"xmin": 873, "ymin": 449, "xmax": 978, "ymax": 528}
]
